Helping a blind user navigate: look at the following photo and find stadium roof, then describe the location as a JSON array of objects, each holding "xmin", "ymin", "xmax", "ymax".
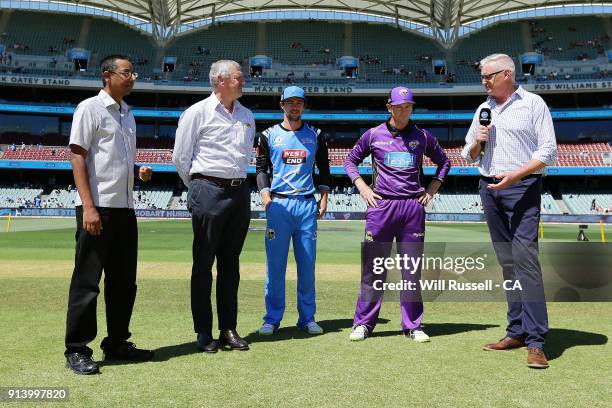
[{"xmin": 6, "ymin": 1, "xmax": 612, "ymax": 47}]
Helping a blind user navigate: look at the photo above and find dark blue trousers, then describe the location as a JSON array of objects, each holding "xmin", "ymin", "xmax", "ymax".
[{"xmin": 479, "ymin": 176, "xmax": 548, "ymax": 349}]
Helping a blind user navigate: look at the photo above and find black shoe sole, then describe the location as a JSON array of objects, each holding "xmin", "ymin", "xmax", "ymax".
[
  {"xmin": 103, "ymin": 352, "xmax": 155, "ymax": 362},
  {"xmin": 219, "ymin": 342, "xmax": 250, "ymax": 351},
  {"xmin": 65, "ymin": 362, "xmax": 99, "ymax": 375},
  {"xmin": 196, "ymin": 347, "xmax": 219, "ymax": 353}
]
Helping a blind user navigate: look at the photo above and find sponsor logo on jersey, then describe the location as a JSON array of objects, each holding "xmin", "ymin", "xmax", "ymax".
[
  {"xmin": 384, "ymin": 152, "xmax": 415, "ymax": 168},
  {"xmin": 372, "ymin": 140, "xmax": 394, "ymax": 146},
  {"xmin": 272, "ymin": 136, "xmax": 284, "ymax": 147},
  {"xmin": 282, "ymin": 149, "xmax": 307, "ymax": 164},
  {"xmin": 408, "ymin": 140, "xmax": 420, "ymax": 149},
  {"xmin": 301, "ymin": 137, "xmax": 316, "ymax": 145}
]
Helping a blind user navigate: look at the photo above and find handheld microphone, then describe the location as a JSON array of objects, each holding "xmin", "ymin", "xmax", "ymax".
[{"xmin": 479, "ymin": 107, "xmax": 491, "ymax": 152}]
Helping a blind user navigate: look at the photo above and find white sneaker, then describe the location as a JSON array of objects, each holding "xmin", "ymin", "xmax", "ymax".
[
  {"xmin": 409, "ymin": 329, "xmax": 430, "ymax": 343},
  {"xmin": 349, "ymin": 324, "xmax": 368, "ymax": 341},
  {"xmin": 258, "ymin": 323, "xmax": 277, "ymax": 336},
  {"xmin": 301, "ymin": 321, "xmax": 324, "ymax": 335}
]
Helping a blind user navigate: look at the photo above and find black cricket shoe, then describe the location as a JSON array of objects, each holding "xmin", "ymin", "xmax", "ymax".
[
  {"xmin": 102, "ymin": 341, "xmax": 154, "ymax": 362},
  {"xmin": 66, "ymin": 352, "xmax": 100, "ymax": 375}
]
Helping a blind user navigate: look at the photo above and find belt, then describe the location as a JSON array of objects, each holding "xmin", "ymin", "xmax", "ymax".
[
  {"xmin": 480, "ymin": 174, "xmax": 542, "ymax": 183},
  {"xmin": 272, "ymin": 192, "xmax": 315, "ymax": 199},
  {"xmin": 191, "ymin": 173, "xmax": 245, "ymax": 187}
]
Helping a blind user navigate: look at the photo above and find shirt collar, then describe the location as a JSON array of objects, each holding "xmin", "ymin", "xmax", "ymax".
[
  {"xmin": 279, "ymin": 123, "xmax": 304, "ymax": 132},
  {"xmin": 208, "ymin": 91, "xmax": 242, "ymax": 114},
  {"xmin": 487, "ymin": 85, "xmax": 523, "ymax": 108},
  {"xmin": 98, "ymin": 89, "xmax": 128, "ymax": 112},
  {"xmin": 385, "ymin": 120, "xmax": 413, "ymax": 137}
]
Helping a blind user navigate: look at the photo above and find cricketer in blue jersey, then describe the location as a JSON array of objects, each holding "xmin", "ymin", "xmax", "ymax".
[{"xmin": 255, "ymin": 86, "xmax": 331, "ymax": 335}]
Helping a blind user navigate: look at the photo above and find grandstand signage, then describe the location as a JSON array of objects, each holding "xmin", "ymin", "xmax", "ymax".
[
  {"xmin": 5, "ymin": 208, "xmax": 612, "ymax": 224},
  {"xmin": 2, "ymin": 74, "xmax": 611, "ymax": 96},
  {"xmin": 533, "ymin": 80, "xmax": 612, "ymax": 92},
  {"xmin": 252, "ymin": 85, "xmax": 354, "ymax": 95},
  {"xmin": 0, "ymin": 75, "xmax": 71, "ymax": 86}
]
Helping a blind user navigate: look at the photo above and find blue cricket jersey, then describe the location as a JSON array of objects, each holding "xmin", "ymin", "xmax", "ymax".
[{"xmin": 256, "ymin": 123, "xmax": 331, "ymax": 195}]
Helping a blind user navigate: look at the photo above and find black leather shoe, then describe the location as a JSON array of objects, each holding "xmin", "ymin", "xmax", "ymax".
[
  {"xmin": 66, "ymin": 352, "xmax": 99, "ymax": 375},
  {"xmin": 102, "ymin": 341, "xmax": 154, "ymax": 362},
  {"xmin": 219, "ymin": 329, "xmax": 249, "ymax": 351},
  {"xmin": 196, "ymin": 333, "xmax": 219, "ymax": 353}
]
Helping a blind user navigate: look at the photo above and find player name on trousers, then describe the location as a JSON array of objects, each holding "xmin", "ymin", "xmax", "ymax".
[{"xmin": 373, "ymin": 280, "xmax": 523, "ymax": 291}]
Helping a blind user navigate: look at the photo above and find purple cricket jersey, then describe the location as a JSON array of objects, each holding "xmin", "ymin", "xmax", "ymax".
[{"xmin": 344, "ymin": 121, "xmax": 450, "ymax": 197}]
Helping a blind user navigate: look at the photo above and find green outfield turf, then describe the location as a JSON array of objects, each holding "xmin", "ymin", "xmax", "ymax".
[{"xmin": 0, "ymin": 219, "xmax": 610, "ymax": 407}]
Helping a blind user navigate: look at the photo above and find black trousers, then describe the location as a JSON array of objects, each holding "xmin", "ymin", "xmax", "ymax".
[
  {"xmin": 188, "ymin": 179, "xmax": 250, "ymax": 337},
  {"xmin": 65, "ymin": 206, "xmax": 138, "ymax": 355}
]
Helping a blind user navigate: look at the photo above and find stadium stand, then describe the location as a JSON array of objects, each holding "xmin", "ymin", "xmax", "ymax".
[
  {"xmin": 266, "ymin": 21, "xmax": 344, "ymax": 66},
  {"xmin": 0, "ymin": 186, "xmax": 43, "ymax": 208},
  {"xmin": 1, "ymin": 143, "xmax": 611, "ymax": 168},
  {"xmin": 529, "ymin": 17, "xmax": 608, "ymax": 61},
  {"xmin": 1, "ymin": 11, "xmax": 156, "ymax": 78},
  {"xmin": 165, "ymin": 22, "xmax": 258, "ymax": 81},
  {"xmin": 1, "ymin": 11, "xmax": 82, "ymax": 56},
  {"xmin": 86, "ymin": 17, "xmax": 156, "ymax": 77},
  {"xmin": 133, "ymin": 188, "xmax": 173, "ymax": 209},
  {"xmin": 42, "ymin": 188, "xmax": 76, "ymax": 208},
  {"xmin": 174, "ymin": 191, "xmax": 188, "ymax": 210},
  {"xmin": 454, "ymin": 22, "xmax": 524, "ymax": 83},
  {"xmin": 0, "ymin": 186, "xmax": 591, "ymax": 214},
  {"xmin": 562, "ymin": 191, "xmax": 612, "ymax": 214},
  {"xmin": 351, "ymin": 23, "xmax": 442, "ymax": 84},
  {"xmin": 1, "ymin": 12, "xmax": 610, "ymax": 84}
]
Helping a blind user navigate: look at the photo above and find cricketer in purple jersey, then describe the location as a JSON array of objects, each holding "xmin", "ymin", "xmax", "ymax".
[
  {"xmin": 343, "ymin": 86, "xmax": 450, "ymax": 342},
  {"xmin": 344, "ymin": 122, "xmax": 450, "ymax": 196}
]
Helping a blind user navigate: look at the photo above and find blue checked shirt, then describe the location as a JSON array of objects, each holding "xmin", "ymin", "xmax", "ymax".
[{"xmin": 461, "ymin": 86, "xmax": 558, "ymax": 177}]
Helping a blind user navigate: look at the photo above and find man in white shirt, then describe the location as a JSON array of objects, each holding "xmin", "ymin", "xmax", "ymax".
[
  {"xmin": 65, "ymin": 55, "xmax": 154, "ymax": 375},
  {"xmin": 461, "ymin": 53, "xmax": 557, "ymax": 369},
  {"xmin": 173, "ymin": 60, "xmax": 255, "ymax": 353}
]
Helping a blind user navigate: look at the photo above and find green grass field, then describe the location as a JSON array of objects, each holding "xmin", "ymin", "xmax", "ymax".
[{"xmin": 0, "ymin": 218, "xmax": 610, "ymax": 407}]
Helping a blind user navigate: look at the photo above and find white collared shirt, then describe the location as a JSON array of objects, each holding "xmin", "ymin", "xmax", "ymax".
[
  {"xmin": 172, "ymin": 92, "xmax": 256, "ymax": 187},
  {"xmin": 461, "ymin": 86, "xmax": 558, "ymax": 177},
  {"xmin": 69, "ymin": 89, "xmax": 136, "ymax": 208}
]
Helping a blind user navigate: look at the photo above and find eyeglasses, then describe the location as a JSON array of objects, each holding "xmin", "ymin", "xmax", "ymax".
[
  {"xmin": 108, "ymin": 70, "xmax": 138, "ymax": 79},
  {"xmin": 480, "ymin": 69, "xmax": 504, "ymax": 81}
]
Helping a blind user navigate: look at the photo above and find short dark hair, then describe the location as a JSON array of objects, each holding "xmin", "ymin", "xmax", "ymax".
[{"xmin": 100, "ymin": 54, "xmax": 130, "ymax": 87}]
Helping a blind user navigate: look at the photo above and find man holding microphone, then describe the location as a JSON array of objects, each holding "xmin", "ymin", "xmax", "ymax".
[{"xmin": 461, "ymin": 53, "xmax": 557, "ymax": 369}]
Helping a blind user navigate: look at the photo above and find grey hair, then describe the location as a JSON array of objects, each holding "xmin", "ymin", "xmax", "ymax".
[
  {"xmin": 480, "ymin": 53, "xmax": 515, "ymax": 78},
  {"xmin": 209, "ymin": 60, "xmax": 241, "ymax": 87}
]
